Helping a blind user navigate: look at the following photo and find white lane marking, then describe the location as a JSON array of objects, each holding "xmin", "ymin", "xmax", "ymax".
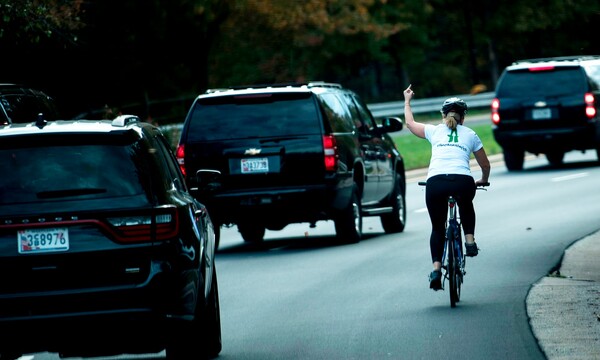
[
  {"xmin": 415, "ymin": 208, "xmax": 428, "ymax": 213},
  {"xmin": 551, "ymin": 172, "xmax": 589, "ymax": 182}
]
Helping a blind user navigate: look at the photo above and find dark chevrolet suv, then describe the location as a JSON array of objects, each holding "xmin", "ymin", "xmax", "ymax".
[
  {"xmin": 176, "ymin": 82, "xmax": 406, "ymax": 247},
  {"xmin": 491, "ymin": 55, "xmax": 600, "ymax": 170},
  {"xmin": 0, "ymin": 116, "xmax": 221, "ymax": 359}
]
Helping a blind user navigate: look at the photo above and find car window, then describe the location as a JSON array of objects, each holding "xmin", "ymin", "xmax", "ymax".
[
  {"xmin": 0, "ymin": 141, "xmax": 146, "ymax": 206},
  {"xmin": 319, "ymin": 93, "xmax": 354, "ymax": 132},
  {"xmin": 186, "ymin": 92, "xmax": 321, "ymax": 141},
  {"xmin": 583, "ymin": 64, "xmax": 600, "ymax": 90},
  {"xmin": 153, "ymin": 132, "xmax": 188, "ymax": 191},
  {"xmin": 497, "ymin": 67, "xmax": 587, "ymax": 97},
  {"xmin": 352, "ymin": 94, "xmax": 376, "ymax": 130}
]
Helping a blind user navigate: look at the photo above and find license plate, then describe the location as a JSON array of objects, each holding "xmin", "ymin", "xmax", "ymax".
[
  {"xmin": 532, "ymin": 108, "xmax": 551, "ymax": 120},
  {"xmin": 18, "ymin": 228, "xmax": 69, "ymax": 254},
  {"xmin": 241, "ymin": 157, "xmax": 269, "ymax": 174}
]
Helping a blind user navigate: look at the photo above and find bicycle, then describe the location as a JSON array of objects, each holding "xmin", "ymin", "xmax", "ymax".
[{"xmin": 418, "ymin": 181, "xmax": 489, "ymax": 307}]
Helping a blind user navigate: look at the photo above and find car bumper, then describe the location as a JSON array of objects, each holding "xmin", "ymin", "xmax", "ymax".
[
  {"xmin": 205, "ymin": 181, "xmax": 354, "ymax": 225},
  {"xmin": 0, "ymin": 260, "xmax": 199, "ymax": 355},
  {"xmin": 493, "ymin": 125, "xmax": 600, "ymax": 153}
]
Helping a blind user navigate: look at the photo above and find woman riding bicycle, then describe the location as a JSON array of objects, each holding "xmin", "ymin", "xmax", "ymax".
[{"xmin": 403, "ymin": 85, "xmax": 491, "ymax": 291}]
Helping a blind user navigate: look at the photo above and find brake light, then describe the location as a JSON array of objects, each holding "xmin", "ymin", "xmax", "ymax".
[
  {"xmin": 106, "ymin": 205, "xmax": 179, "ymax": 243},
  {"xmin": 491, "ymin": 98, "xmax": 500, "ymax": 125},
  {"xmin": 529, "ymin": 66, "xmax": 554, "ymax": 72},
  {"xmin": 176, "ymin": 144, "xmax": 186, "ymax": 176},
  {"xmin": 323, "ymin": 135, "xmax": 338, "ymax": 171},
  {"xmin": 585, "ymin": 93, "xmax": 596, "ymax": 119}
]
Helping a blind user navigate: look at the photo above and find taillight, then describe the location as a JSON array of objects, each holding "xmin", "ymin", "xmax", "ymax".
[
  {"xmin": 176, "ymin": 144, "xmax": 186, "ymax": 176},
  {"xmin": 491, "ymin": 98, "xmax": 500, "ymax": 125},
  {"xmin": 106, "ymin": 205, "xmax": 179, "ymax": 243},
  {"xmin": 585, "ymin": 92, "xmax": 596, "ymax": 119},
  {"xmin": 323, "ymin": 135, "xmax": 338, "ymax": 171}
]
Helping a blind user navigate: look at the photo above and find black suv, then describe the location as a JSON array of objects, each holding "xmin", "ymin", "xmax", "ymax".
[
  {"xmin": 177, "ymin": 82, "xmax": 406, "ymax": 247},
  {"xmin": 491, "ymin": 55, "xmax": 600, "ymax": 170},
  {"xmin": 0, "ymin": 116, "xmax": 221, "ymax": 359},
  {"xmin": 0, "ymin": 83, "xmax": 59, "ymax": 125}
]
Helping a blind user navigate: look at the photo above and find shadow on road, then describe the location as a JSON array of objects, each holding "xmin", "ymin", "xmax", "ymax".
[{"xmin": 216, "ymin": 232, "xmax": 382, "ymax": 255}]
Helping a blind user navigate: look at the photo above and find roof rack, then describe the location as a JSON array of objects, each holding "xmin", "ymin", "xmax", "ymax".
[
  {"xmin": 204, "ymin": 81, "xmax": 343, "ymax": 94},
  {"xmin": 306, "ymin": 81, "xmax": 342, "ymax": 89},
  {"xmin": 512, "ymin": 55, "xmax": 600, "ymax": 65}
]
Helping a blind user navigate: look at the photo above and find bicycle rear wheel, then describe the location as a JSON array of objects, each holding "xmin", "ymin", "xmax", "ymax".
[
  {"xmin": 446, "ymin": 226, "xmax": 459, "ymax": 308},
  {"xmin": 455, "ymin": 235, "xmax": 463, "ymax": 303}
]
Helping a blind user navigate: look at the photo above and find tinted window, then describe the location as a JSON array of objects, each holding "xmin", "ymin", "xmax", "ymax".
[
  {"xmin": 319, "ymin": 93, "xmax": 353, "ymax": 132},
  {"xmin": 186, "ymin": 92, "xmax": 321, "ymax": 141},
  {"xmin": 583, "ymin": 64, "xmax": 600, "ymax": 90},
  {"xmin": 0, "ymin": 142, "xmax": 146, "ymax": 205},
  {"xmin": 497, "ymin": 67, "xmax": 587, "ymax": 97}
]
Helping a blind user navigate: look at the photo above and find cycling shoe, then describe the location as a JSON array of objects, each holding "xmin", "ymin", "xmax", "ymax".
[
  {"xmin": 465, "ymin": 242, "xmax": 479, "ymax": 257},
  {"xmin": 429, "ymin": 270, "xmax": 442, "ymax": 291}
]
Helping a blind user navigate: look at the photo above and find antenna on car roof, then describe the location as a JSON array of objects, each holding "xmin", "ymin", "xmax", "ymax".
[{"xmin": 35, "ymin": 113, "xmax": 47, "ymax": 129}]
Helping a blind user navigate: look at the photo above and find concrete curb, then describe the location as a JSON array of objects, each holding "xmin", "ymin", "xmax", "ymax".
[{"xmin": 527, "ymin": 231, "xmax": 600, "ymax": 360}]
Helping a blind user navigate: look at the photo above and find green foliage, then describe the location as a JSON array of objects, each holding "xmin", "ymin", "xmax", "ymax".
[
  {"xmin": 2, "ymin": 0, "xmax": 600, "ymax": 121},
  {"xmin": 393, "ymin": 123, "xmax": 501, "ymax": 170},
  {"xmin": 0, "ymin": 0, "xmax": 83, "ymax": 45}
]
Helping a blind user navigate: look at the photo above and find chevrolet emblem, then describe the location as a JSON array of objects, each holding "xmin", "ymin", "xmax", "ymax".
[{"xmin": 244, "ymin": 148, "xmax": 261, "ymax": 155}]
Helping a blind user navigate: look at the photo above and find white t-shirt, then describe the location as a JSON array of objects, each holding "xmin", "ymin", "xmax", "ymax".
[{"xmin": 424, "ymin": 123, "xmax": 483, "ymax": 179}]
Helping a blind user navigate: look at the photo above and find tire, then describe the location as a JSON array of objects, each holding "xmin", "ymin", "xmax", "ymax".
[
  {"xmin": 503, "ymin": 148, "xmax": 524, "ymax": 171},
  {"xmin": 166, "ymin": 268, "xmax": 222, "ymax": 360},
  {"xmin": 381, "ymin": 174, "xmax": 407, "ymax": 233},
  {"xmin": 455, "ymin": 231, "xmax": 463, "ymax": 304},
  {"xmin": 335, "ymin": 183, "xmax": 362, "ymax": 244},
  {"xmin": 238, "ymin": 222, "xmax": 266, "ymax": 243},
  {"xmin": 201, "ymin": 268, "xmax": 222, "ymax": 358},
  {"xmin": 446, "ymin": 225, "xmax": 459, "ymax": 308},
  {"xmin": 545, "ymin": 151, "xmax": 565, "ymax": 166}
]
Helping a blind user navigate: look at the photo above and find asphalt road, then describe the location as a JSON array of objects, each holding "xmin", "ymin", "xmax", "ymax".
[
  {"xmin": 23, "ymin": 150, "xmax": 600, "ymax": 360},
  {"xmin": 212, "ymin": 150, "xmax": 600, "ymax": 359}
]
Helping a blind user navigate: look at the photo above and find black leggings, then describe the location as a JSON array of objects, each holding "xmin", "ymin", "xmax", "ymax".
[{"xmin": 425, "ymin": 174, "xmax": 476, "ymax": 264}]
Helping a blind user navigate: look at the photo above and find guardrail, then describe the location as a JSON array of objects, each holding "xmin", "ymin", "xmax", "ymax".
[
  {"xmin": 368, "ymin": 91, "xmax": 495, "ymax": 118},
  {"xmin": 160, "ymin": 91, "xmax": 495, "ymax": 134}
]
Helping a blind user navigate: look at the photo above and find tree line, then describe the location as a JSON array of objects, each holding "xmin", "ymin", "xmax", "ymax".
[{"xmin": 1, "ymin": 0, "xmax": 599, "ymax": 124}]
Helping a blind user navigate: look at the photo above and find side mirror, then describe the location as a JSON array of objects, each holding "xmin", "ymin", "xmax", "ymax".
[{"xmin": 381, "ymin": 117, "xmax": 403, "ymax": 132}]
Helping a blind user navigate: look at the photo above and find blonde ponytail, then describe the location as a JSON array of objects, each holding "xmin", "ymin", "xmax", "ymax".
[{"xmin": 443, "ymin": 111, "xmax": 462, "ymax": 130}]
